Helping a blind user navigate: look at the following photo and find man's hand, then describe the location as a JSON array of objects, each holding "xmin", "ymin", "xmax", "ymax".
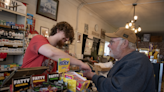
[
  {"xmin": 80, "ymin": 63, "xmax": 91, "ymax": 72},
  {"xmin": 83, "ymin": 71, "xmax": 95, "ymax": 80},
  {"xmin": 79, "ymin": 63, "xmax": 96, "ymax": 80}
]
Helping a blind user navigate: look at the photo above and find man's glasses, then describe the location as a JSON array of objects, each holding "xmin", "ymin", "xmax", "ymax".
[{"xmin": 109, "ymin": 38, "xmax": 123, "ymax": 45}]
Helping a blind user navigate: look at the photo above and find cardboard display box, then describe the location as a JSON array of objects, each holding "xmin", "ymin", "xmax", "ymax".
[{"xmin": 93, "ymin": 65, "xmax": 111, "ymax": 75}]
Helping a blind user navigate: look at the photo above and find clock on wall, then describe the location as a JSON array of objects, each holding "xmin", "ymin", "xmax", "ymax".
[{"xmin": 94, "ymin": 24, "xmax": 99, "ymax": 32}]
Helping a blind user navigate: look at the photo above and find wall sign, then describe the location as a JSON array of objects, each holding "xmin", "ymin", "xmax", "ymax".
[{"xmin": 92, "ymin": 31, "xmax": 99, "ymax": 37}]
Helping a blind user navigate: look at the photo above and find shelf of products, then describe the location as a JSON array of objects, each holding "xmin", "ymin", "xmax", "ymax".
[
  {"xmin": 0, "ymin": 24, "xmax": 26, "ymax": 31},
  {"xmin": 0, "ymin": 87, "xmax": 10, "ymax": 91},
  {"xmin": 0, "ymin": 48, "xmax": 23, "ymax": 55},
  {"xmin": 0, "ymin": 28, "xmax": 24, "ymax": 55},
  {"xmin": 0, "ymin": 63, "xmax": 19, "ymax": 72},
  {"xmin": 0, "ymin": 64, "xmax": 19, "ymax": 91},
  {"xmin": 0, "ymin": 39, "xmax": 23, "ymax": 47},
  {"xmin": 0, "ymin": 7, "xmax": 26, "ymax": 17},
  {"xmin": 0, "ymin": 1, "xmax": 26, "ymax": 62},
  {"xmin": 0, "ymin": 1, "xmax": 27, "ymax": 91}
]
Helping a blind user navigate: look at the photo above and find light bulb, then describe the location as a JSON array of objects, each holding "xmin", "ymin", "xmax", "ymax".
[
  {"xmin": 46, "ymin": 31, "xmax": 48, "ymax": 33},
  {"xmin": 129, "ymin": 22, "xmax": 132, "ymax": 27},
  {"xmin": 125, "ymin": 23, "xmax": 129, "ymax": 29},
  {"xmin": 132, "ymin": 28, "xmax": 135, "ymax": 30},
  {"xmin": 135, "ymin": 29, "xmax": 138, "ymax": 33},
  {"xmin": 5, "ymin": 0, "xmax": 11, "ymax": 6},
  {"xmin": 134, "ymin": 15, "xmax": 138, "ymax": 20},
  {"xmin": 131, "ymin": 20, "xmax": 134, "ymax": 23},
  {"xmin": 138, "ymin": 26, "xmax": 141, "ymax": 32}
]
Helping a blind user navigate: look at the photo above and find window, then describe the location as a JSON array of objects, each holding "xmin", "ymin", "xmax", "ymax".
[{"xmin": 104, "ymin": 41, "xmax": 110, "ymax": 56}]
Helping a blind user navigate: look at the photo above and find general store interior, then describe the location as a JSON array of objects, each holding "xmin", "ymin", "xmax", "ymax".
[{"xmin": 0, "ymin": 0, "xmax": 164, "ymax": 92}]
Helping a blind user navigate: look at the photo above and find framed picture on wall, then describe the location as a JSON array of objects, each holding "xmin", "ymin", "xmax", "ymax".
[
  {"xmin": 36, "ymin": 0, "xmax": 59, "ymax": 21},
  {"xmin": 40, "ymin": 26, "xmax": 49, "ymax": 37},
  {"xmin": 143, "ymin": 34, "xmax": 150, "ymax": 42},
  {"xmin": 77, "ymin": 32, "xmax": 81, "ymax": 43},
  {"xmin": 101, "ymin": 29, "xmax": 106, "ymax": 39}
]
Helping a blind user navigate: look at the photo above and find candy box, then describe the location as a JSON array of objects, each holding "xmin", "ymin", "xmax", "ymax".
[{"xmin": 57, "ymin": 58, "xmax": 70, "ymax": 73}]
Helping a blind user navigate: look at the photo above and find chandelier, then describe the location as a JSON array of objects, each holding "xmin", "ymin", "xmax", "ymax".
[{"xmin": 125, "ymin": 3, "xmax": 141, "ymax": 33}]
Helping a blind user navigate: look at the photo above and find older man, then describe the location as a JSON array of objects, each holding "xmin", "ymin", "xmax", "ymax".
[{"xmin": 85, "ymin": 27, "xmax": 155, "ymax": 92}]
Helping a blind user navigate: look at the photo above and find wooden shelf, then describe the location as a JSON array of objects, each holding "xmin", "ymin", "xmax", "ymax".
[
  {"xmin": 0, "ymin": 86, "xmax": 9, "ymax": 91},
  {"xmin": 3, "ymin": 45, "xmax": 23, "ymax": 48},
  {"xmin": 18, "ymin": 28, "xmax": 26, "ymax": 31},
  {"xmin": 8, "ymin": 53, "xmax": 24, "ymax": 55},
  {"xmin": 0, "ymin": 44, "xmax": 23, "ymax": 48},
  {"xmin": 0, "ymin": 36, "xmax": 23, "ymax": 40},
  {"xmin": 0, "ymin": 25, "xmax": 10, "ymax": 28},
  {"xmin": 0, "ymin": 70, "xmax": 13, "ymax": 72},
  {"xmin": 0, "ymin": 52, "xmax": 23, "ymax": 55},
  {"xmin": 0, "ymin": 7, "xmax": 26, "ymax": 17},
  {"xmin": 0, "ymin": 25, "xmax": 26, "ymax": 31}
]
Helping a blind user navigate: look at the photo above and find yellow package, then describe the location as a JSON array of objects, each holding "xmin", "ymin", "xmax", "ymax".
[
  {"xmin": 61, "ymin": 77, "xmax": 76, "ymax": 92},
  {"xmin": 149, "ymin": 52, "xmax": 152, "ymax": 56},
  {"xmin": 67, "ymin": 79, "xmax": 76, "ymax": 92},
  {"xmin": 58, "ymin": 58, "xmax": 70, "ymax": 73}
]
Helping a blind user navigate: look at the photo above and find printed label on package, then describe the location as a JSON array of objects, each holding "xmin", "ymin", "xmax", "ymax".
[
  {"xmin": 13, "ymin": 76, "xmax": 31, "ymax": 92},
  {"xmin": 58, "ymin": 58, "xmax": 70, "ymax": 73},
  {"xmin": 32, "ymin": 75, "xmax": 46, "ymax": 83},
  {"xmin": 48, "ymin": 73, "xmax": 59, "ymax": 82}
]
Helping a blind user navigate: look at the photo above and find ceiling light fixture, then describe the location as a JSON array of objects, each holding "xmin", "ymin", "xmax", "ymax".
[{"xmin": 125, "ymin": 3, "xmax": 141, "ymax": 33}]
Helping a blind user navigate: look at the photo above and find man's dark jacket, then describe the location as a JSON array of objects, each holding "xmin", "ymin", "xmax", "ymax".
[{"xmin": 92, "ymin": 51, "xmax": 155, "ymax": 92}]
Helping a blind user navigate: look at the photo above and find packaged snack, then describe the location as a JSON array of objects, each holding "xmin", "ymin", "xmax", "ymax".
[
  {"xmin": 48, "ymin": 73, "xmax": 59, "ymax": 82},
  {"xmin": 58, "ymin": 58, "xmax": 70, "ymax": 73},
  {"xmin": 31, "ymin": 74, "xmax": 47, "ymax": 91},
  {"xmin": 0, "ymin": 73, "xmax": 5, "ymax": 80},
  {"xmin": 64, "ymin": 72, "xmax": 90, "ymax": 91},
  {"xmin": 47, "ymin": 74, "xmax": 67, "ymax": 91},
  {"xmin": 12, "ymin": 76, "xmax": 31, "ymax": 92},
  {"xmin": 62, "ymin": 77, "xmax": 76, "ymax": 92}
]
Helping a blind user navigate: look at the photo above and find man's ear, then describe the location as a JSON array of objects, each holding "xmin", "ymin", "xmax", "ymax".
[{"xmin": 122, "ymin": 39, "xmax": 129, "ymax": 48}]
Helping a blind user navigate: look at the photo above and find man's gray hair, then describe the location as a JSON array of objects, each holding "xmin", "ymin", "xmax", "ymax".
[
  {"xmin": 119, "ymin": 38, "xmax": 136, "ymax": 49},
  {"xmin": 128, "ymin": 41, "xmax": 136, "ymax": 49}
]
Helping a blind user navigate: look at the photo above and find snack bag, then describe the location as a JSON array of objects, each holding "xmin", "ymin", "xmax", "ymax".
[{"xmin": 62, "ymin": 77, "xmax": 76, "ymax": 92}]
